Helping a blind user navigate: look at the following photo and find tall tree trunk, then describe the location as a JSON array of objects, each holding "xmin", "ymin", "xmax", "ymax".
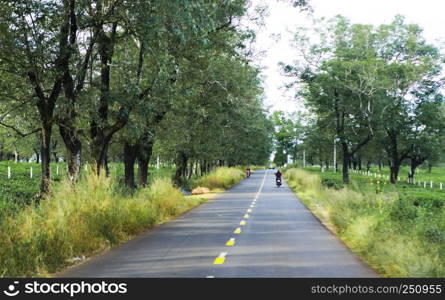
[
  {"xmin": 124, "ymin": 142, "xmax": 139, "ymax": 188},
  {"xmin": 200, "ymin": 161, "xmax": 206, "ymax": 175},
  {"xmin": 389, "ymin": 162, "xmax": 401, "ymax": 184},
  {"xmin": 52, "ymin": 140, "xmax": 58, "ymax": 162},
  {"xmin": 409, "ymin": 158, "xmax": 421, "ymax": 183},
  {"xmin": 174, "ymin": 151, "xmax": 188, "ymax": 185},
  {"xmin": 58, "ymin": 1, "xmax": 101, "ymax": 183},
  {"xmin": 89, "ymin": 23, "xmax": 126, "ymax": 175},
  {"xmin": 187, "ymin": 161, "xmax": 194, "ymax": 180},
  {"xmin": 90, "ymin": 134, "xmax": 112, "ymax": 175},
  {"xmin": 137, "ymin": 138, "xmax": 154, "ymax": 187},
  {"xmin": 34, "ymin": 149, "xmax": 40, "ymax": 164},
  {"xmin": 59, "ymin": 126, "xmax": 82, "ymax": 181},
  {"xmin": 342, "ymin": 142, "xmax": 350, "ymax": 184},
  {"xmin": 385, "ymin": 131, "xmax": 408, "ymax": 184},
  {"xmin": 40, "ymin": 124, "xmax": 52, "ymax": 195},
  {"xmin": 352, "ymin": 157, "xmax": 357, "ymax": 170}
]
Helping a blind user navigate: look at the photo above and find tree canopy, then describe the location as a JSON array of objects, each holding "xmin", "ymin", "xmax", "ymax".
[{"xmin": 0, "ymin": 0, "xmax": 277, "ymax": 192}]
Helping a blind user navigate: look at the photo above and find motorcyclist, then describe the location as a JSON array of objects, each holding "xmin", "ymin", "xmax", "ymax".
[{"xmin": 275, "ymin": 170, "xmax": 282, "ymax": 184}]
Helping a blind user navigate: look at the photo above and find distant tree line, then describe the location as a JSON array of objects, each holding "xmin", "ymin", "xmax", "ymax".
[
  {"xmin": 277, "ymin": 16, "xmax": 445, "ymax": 184},
  {"xmin": 0, "ymin": 1, "xmax": 310, "ymax": 193}
]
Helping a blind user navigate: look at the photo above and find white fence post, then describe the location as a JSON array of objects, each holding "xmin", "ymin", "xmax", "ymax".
[
  {"xmin": 30, "ymin": 167, "xmax": 33, "ymax": 178},
  {"xmin": 7, "ymin": 166, "xmax": 11, "ymax": 179}
]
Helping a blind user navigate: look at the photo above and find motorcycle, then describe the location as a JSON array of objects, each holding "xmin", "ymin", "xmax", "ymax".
[{"xmin": 276, "ymin": 178, "xmax": 282, "ymax": 187}]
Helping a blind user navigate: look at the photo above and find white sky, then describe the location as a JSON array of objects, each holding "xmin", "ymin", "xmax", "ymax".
[{"xmin": 250, "ymin": 0, "xmax": 445, "ymax": 113}]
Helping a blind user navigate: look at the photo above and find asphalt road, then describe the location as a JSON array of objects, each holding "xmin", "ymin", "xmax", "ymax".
[{"xmin": 58, "ymin": 169, "xmax": 377, "ymax": 278}]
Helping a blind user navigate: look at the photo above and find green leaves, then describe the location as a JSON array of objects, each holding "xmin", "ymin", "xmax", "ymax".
[{"xmin": 286, "ymin": 15, "xmax": 444, "ymax": 181}]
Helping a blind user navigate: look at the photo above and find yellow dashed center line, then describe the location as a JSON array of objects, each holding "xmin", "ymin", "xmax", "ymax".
[
  {"xmin": 213, "ymin": 252, "xmax": 227, "ymax": 265},
  {"xmin": 225, "ymin": 238, "xmax": 235, "ymax": 246},
  {"xmin": 211, "ymin": 170, "xmax": 268, "ymax": 266}
]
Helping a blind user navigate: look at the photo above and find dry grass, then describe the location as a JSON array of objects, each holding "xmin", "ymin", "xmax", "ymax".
[
  {"xmin": 284, "ymin": 168, "xmax": 445, "ymax": 278},
  {"xmin": 191, "ymin": 187, "xmax": 211, "ymax": 195},
  {"xmin": 0, "ymin": 173, "xmax": 200, "ymax": 277},
  {"xmin": 195, "ymin": 167, "xmax": 244, "ymax": 190}
]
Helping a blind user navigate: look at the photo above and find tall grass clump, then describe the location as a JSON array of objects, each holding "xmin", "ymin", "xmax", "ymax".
[
  {"xmin": 195, "ymin": 167, "xmax": 244, "ymax": 190},
  {"xmin": 284, "ymin": 168, "xmax": 445, "ymax": 278},
  {"xmin": 0, "ymin": 172, "xmax": 191, "ymax": 277}
]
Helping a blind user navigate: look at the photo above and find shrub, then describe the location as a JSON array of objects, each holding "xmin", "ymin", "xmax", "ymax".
[
  {"xmin": 195, "ymin": 167, "xmax": 244, "ymax": 190},
  {"xmin": 284, "ymin": 167, "xmax": 445, "ymax": 277}
]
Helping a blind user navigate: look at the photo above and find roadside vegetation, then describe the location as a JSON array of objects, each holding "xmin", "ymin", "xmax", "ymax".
[
  {"xmin": 302, "ymin": 166, "xmax": 445, "ymax": 208},
  {"xmin": 194, "ymin": 167, "xmax": 245, "ymax": 190},
  {"xmin": 0, "ymin": 166, "xmax": 246, "ymax": 277},
  {"xmin": 0, "ymin": 162, "xmax": 174, "ymax": 221},
  {"xmin": 0, "ymin": 1, "xmax": 273, "ymax": 277},
  {"xmin": 284, "ymin": 168, "xmax": 445, "ymax": 277},
  {"xmin": 273, "ymin": 14, "xmax": 445, "ymax": 278}
]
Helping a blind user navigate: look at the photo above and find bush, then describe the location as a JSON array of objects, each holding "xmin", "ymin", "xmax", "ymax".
[
  {"xmin": 195, "ymin": 167, "xmax": 244, "ymax": 190},
  {"xmin": 284, "ymin": 168, "xmax": 320, "ymax": 191}
]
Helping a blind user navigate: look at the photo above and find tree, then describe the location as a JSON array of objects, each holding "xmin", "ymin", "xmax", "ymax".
[
  {"xmin": 285, "ymin": 15, "xmax": 443, "ymax": 184},
  {"xmin": 271, "ymin": 111, "xmax": 304, "ymax": 166},
  {"xmin": 286, "ymin": 17, "xmax": 384, "ymax": 183},
  {"xmin": 0, "ymin": 0, "xmax": 74, "ymax": 193},
  {"xmin": 375, "ymin": 16, "xmax": 443, "ymax": 183}
]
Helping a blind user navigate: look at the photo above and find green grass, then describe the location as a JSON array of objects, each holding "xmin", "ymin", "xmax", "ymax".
[
  {"xmin": 365, "ymin": 164, "xmax": 445, "ymax": 183},
  {"xmin": 285, "ymin": 168, "xmax": 445, "ymax": 278},
  {"xmin": 303, "ymin": 164, "xmax": 445, "ymax": 186},
  {"xmin": 303, "ymin": 166, "xmax": 445, "ymax": 207},
  {"xmin": 0, "ymin": 162, "xmax": 65, "ymax": 219}
]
